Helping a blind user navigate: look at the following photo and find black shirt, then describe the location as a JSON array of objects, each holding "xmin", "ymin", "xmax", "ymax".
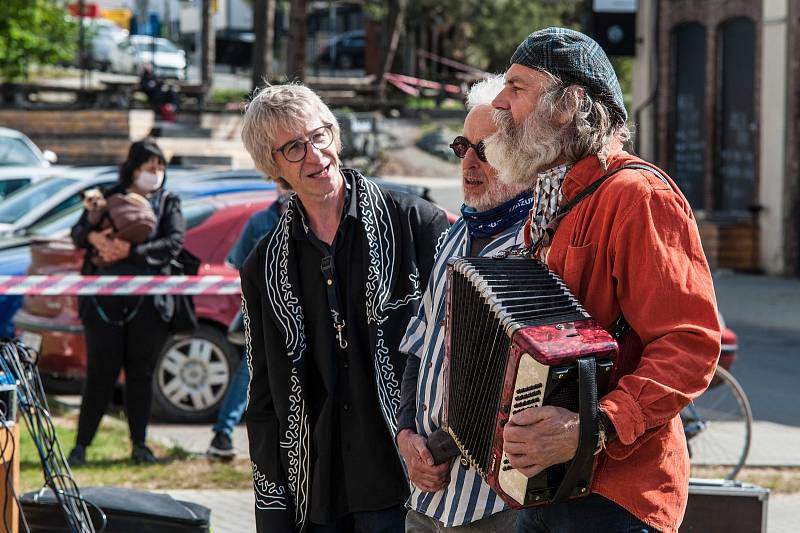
[{"xmin": 292, "ymin": 177, "xmax": 409, "ymax": 525}]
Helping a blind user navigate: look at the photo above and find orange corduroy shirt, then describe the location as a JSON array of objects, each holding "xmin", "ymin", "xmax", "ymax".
[{"xmin": 526, "ymin": 144, "xmax": 721, "ymax": 533}]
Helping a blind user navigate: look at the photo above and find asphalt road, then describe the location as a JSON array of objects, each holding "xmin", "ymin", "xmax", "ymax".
[{"xmin": 726, "ymin": 323, "xmax": 800, "ymax": 426}]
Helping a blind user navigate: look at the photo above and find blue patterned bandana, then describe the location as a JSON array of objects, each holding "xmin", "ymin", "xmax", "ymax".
[{"xmin": 461, "ymin": 190, "xmax": 533, "ymax": 239}]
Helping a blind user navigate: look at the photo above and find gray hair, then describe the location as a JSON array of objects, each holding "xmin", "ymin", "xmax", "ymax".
[
  {"xmin": 466, "ymin": 75, "xmax": 505, "ymax": 110},
  {"xmin": 241, "ymin": 84, "xmax": 341, "ymax": 181},
  {"xmin": 536, "ymin": 70, "xmax": 631, "ymax": 166}
]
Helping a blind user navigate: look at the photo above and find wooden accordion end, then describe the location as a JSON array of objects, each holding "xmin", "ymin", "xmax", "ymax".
[{"xmin": 443, "ymin": 256, "xmax": 617, "ymax": 508}]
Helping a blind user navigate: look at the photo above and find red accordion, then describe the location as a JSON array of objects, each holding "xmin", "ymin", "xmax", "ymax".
[{"xmin": 443, "ymin": 255, "xmax": 617, "ymax": 508}]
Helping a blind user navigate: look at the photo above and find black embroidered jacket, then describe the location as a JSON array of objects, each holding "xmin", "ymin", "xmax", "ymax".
[{"xmin": 240, "ymin": 170, "xmax": 449, "ymax": 532}]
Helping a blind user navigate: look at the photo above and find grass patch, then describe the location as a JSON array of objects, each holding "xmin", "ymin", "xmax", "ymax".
[
  {"xmin": 19, "ymin": 414, "xmax": 250, "ymax": 493},
  {"xmin": 210, "ymin": 88, "xmax": 250, "ymax": 105},
  {"xmin": 405, "ymin": 96, "xmax": 464, "ymax": 111},
  {"xmin": 692, "ymin": 466, "xmax": 800, "ymax": 493}
]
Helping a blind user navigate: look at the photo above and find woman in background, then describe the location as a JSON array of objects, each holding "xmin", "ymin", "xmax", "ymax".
[{"xmin": 68, "ymin": 139, "xmax": 185, "ymax": 466}]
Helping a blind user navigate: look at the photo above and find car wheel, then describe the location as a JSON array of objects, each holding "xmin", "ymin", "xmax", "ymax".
[{"xmin": 151, "ymin": 324, "xmax": 240, "ymax": 422}]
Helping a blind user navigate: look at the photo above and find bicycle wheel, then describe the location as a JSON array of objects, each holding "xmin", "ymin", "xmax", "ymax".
[{"xmin": 682, "ymin": 365, "xmax": 752, "ymax": 479}]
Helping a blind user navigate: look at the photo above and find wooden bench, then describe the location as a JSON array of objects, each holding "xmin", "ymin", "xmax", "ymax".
[{"xmin": 0, "ymin": 81, "xmax": 140, "ymax": 110}]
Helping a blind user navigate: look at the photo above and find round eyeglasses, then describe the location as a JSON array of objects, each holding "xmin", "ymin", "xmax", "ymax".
[
  {"xmin": 274, "ymin": 124, "xmax": 335, "ymax": 163},
  {"xmin": 449, "ymin": 136, "xmax": 487, "ymax": 162}
]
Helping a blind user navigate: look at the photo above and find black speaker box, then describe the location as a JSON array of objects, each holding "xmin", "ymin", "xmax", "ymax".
[
  {"xmin": 20, "ymin": 486, "xmax": 211, "ymax": 533},
  {"xmin": 682, "ymin": 478, "xmax": 769, "ymax": 532}
]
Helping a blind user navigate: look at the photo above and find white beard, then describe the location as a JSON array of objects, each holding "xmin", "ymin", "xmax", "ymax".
[
  {"xmin": 484, "ymin": 108, "xmax": 564, "ymax": 185},
  {"xmin": 463, "ymin": 169, "xmax": 531, "ymax": 212}
]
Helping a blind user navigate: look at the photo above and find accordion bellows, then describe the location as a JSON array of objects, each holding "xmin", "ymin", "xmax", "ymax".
[{"xmin": 444, "ymin": 256, "xmax": 617, "ymax": 508}]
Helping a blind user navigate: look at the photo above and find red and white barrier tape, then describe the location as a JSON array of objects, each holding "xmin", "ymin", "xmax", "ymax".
[{"xmin": 0, "ymin": 275, "xmax": 241, "ymax": 295}]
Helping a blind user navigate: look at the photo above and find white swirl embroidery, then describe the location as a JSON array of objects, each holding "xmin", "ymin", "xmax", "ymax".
[
  {"xmin": 278, "ymin": 367, "xmax": 310, "ymax": 529},
  {"xmin": 252, "ymin": 464, "xmax": 288, "ymax": 510},
  {"xmin": 359, "ymin": 177, "xmax": 405, "ymax": 433},
  {"xmin": 264, "ymin": 206, "xmax": 310, "ymax": 531}
]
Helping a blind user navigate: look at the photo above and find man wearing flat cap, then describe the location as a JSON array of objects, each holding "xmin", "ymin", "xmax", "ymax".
[{"xmin": 484, "ymin": 28, "xmax": 721, "ymax": 533}]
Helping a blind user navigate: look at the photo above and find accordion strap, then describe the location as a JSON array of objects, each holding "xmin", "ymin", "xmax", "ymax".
[{"xmin": 552, "ymin": 357, "xmax": 598, "ymax": 503}]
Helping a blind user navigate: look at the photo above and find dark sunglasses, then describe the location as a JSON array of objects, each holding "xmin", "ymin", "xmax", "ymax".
[{"xmin": 449, "ymin": 136, "xmax": 487, "ymax": 162}]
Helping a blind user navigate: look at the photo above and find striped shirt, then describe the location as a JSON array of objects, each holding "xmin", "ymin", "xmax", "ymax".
[{"xmin": 398, "ymin": 217, "xmax": 526, "ymax": 527}]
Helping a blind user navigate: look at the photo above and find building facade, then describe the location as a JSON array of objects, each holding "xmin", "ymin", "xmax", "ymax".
[{"xmin": 632, "ymin": 0, "xmax": 799, "ymax": 276}]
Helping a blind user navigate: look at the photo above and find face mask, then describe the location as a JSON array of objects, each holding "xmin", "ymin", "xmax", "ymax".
[{"xmin": 135, "ymin": 170, "xmax": 164, "ymax": 192}]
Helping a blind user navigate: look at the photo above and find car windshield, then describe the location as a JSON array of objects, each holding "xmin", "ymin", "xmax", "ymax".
[
  {"xmin": 133, "ymin": 39, "xmax": 179, "ymax": 54},
  {"xmin": 0, "ymin": 176, "xmax": 76, "ymax": 224},
  {"xmin": 27, "ymin": 191, "xmax": 216, "ymax": 237},
  {"xmin": 0, "ymin": 138, "xmax": 41, "ymax": 166}
]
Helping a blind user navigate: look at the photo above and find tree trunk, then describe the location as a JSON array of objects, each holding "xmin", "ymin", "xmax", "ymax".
[
  {"xmin": 286, "ymin": 0, "xmax": 307, "ymax": 81},
  {"xmin": 252, "ymin": 0, "xmax": 276, "ymax": 91},
  {"xmin": 377, "ymin": 0, "xmax": 407, "ymax": 103},
  {"xmin": 201, "ymin": 0, "xmax": 215, "ymax": 108}
]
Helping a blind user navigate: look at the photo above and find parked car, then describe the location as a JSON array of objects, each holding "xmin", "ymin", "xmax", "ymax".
[
  {"xmin": 15, "ymin": 190, "xmax": 275, "ymax": 421},
  {"xmin": 91, "ymin": 34, "xmax": 142, "ymax": 74},
  {"xmin": 128, "ymin": 36, "xmax": 187, "ymax": 80},
  {"xmin": 316, "ymin": 30, "xmax": 365, "ymax": 69},
  {"xmin": 0, "ymin": 166, "xmax": 70, "ymax": 203},
  {"xmin": 0, "ymin": 169, "xmax": 273, "ymax": 339},
  {"xmin": 717, "ymin": 312, "xmax": 738, "ymax": 377},
  {"xmin": 0, "ymin": 168, "xmax": 120, "ymax": 237},
  {"xmin": 0, "ymin": 128, "xmax": 58, "ymax": 168},
  {"xmin": 0, "ymin": 165, "xmax": 240, "ymax": 236},
  {"xmin": 13, "ymin": 178, "xmax": 453, "ymax": 422}
]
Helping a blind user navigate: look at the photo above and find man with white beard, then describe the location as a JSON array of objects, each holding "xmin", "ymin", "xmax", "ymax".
[
  {"xmin": 484, "ymin": 28, "xmax": 721, "ymax": 533},
  {"xmin": 395, "ymin": 76, "xmax": 533, "ymax": 532}
]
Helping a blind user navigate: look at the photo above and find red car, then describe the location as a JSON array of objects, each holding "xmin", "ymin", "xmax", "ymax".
[
  {"xmin": 14, "ymin": 182, "xmax": 455, "ymax": 423},
  {"xmin": 15, "ymin": 191, "xmax": 274, "ymax": 422}
]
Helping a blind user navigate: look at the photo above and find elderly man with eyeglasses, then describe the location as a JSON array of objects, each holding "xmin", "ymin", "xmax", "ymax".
[
  {"xmin": 395, "ymin": 75, "xmax": 533, "ymax": 532},
  {"xmin": 239, "ymin": 84, "xmax": 450, "ymax": 533}
]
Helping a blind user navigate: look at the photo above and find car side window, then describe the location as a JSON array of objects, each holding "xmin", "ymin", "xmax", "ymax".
[
  {"xmin": 40, "ymin": 193, "xmax": 83, "ymax": 222},
  {"xmin": 0, "ymin": 178, "xmax": 30, "ymax": 201}
]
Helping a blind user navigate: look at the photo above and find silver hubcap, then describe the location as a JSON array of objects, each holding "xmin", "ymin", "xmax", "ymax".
[{"xmin": 157, "ymin": 337, "xmax": 230, "ymax": 412}]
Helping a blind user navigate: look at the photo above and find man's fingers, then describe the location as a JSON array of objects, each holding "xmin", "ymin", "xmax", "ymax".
[
  {"xmin": 505, "ymin": 452, "xmax": 534, "ymax": 470},
  {"xmin": 503, "ymin": 423, "xmax": 531, "ymax": 444},
  {"xmin": 413, "ymin": 480, "xmax": 446, "ymax": 493},
  {"xmin": 503, "ymin": 440, "xmax": 534, "ymax": 456},
  {"xmin": 508, "ymin": 406, "xmax": 550, "ymax": 427},
  {"xmin": 517, "ymin": 464, "xmax": 545, "ymax": 479},
  {"xmin": 412, "ymin": 461, "xmax": 450, "ymax": 483},
  {"xmin": 412, "ymin": 438, "xmax": 435, "ymax": 467}
]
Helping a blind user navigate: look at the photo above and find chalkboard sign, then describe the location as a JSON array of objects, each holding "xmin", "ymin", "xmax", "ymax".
[
  {"xmin": 717, "ymin": 17, "xmax": 756, "ymax": 212},
  {"xmin": 668, "ymin": 23, "xmax": 706, "ymax": 208}
]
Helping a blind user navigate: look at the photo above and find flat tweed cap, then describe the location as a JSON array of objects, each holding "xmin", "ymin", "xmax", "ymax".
[{"xmin": 511, "ymin": 27, "xmax": 627, "ymax": 123}]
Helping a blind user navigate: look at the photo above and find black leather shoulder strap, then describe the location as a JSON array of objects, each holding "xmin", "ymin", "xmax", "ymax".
[
  {"xmin": 535, "ymin": 162, "xmax": 672, "ymax": 253},
  {"xmin": 551, "ymin": 357, "xmax": 598, "ymax": 503}
]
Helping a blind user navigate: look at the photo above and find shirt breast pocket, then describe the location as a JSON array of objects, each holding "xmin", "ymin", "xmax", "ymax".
[{"xmin": 562, "ymin": 242, "xmax": 596, "ymax": 297}]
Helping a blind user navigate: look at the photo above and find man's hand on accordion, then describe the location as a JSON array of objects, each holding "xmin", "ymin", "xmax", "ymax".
[
  {"xmin": 397, "ymin": 429, "xmax": 452, "ymax": 492},
  {"xmin": 503, "ymin": 406, "xmax": 580, "ymax": 478}
]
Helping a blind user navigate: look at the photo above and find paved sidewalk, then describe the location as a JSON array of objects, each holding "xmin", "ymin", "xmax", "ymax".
[
  {"xmin": 160, "ymin": 489, "xmax": 799, "ymax": 532},
  {"xmin": 767, "ymin": 493, "xmax": 800, "ymax": 532},
  {"xmin": 165, "ymin": 489, "xmax": 255, "ymax": 533},
  {"xmin": 713, "ymin": 271, "xmax": 800, "ymax": 333},
  {"xmin": 149, "ymin": 423, "xmax": 249, "ymax": 457}
]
